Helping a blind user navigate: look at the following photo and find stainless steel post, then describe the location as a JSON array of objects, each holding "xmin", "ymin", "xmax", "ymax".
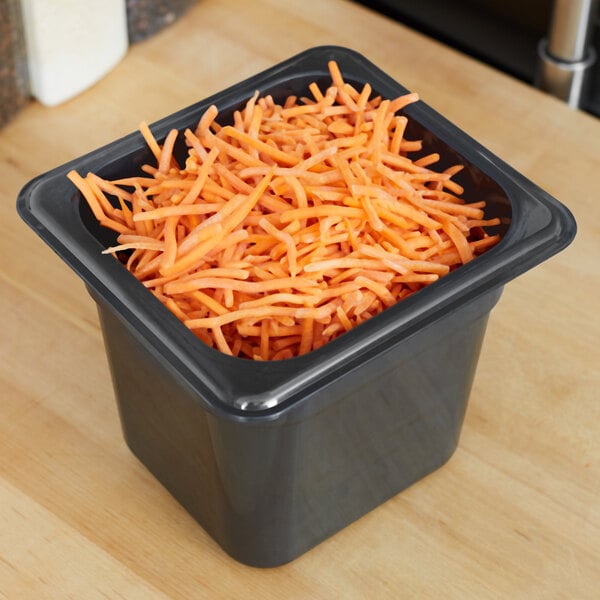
[{"xmin": 536, "ymin": 0, "xmax": 599, "ymax": 108}]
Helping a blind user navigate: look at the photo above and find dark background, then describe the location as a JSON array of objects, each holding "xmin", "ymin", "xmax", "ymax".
[{"xmin": 353, "ymin": 0, "xmax": 600, "ymax": 117}]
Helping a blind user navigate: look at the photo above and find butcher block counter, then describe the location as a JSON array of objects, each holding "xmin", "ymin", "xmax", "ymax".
[{"xmin": 1, "ymin": 1, "xmax": 598, "ymax": 597}]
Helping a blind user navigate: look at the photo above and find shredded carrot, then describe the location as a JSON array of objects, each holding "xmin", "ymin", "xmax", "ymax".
[{"xmin": 68, "ymin": 60, "xmax": 501, "ymax": 360}]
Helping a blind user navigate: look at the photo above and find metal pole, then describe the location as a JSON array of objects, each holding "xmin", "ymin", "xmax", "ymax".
[{"xmin": 536, "ymin": 0, "xmax": 599, "ymax": 108}]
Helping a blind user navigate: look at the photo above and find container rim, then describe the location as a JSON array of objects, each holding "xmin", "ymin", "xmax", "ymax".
[{"xmin": 16, "ymin": 45, "xmax": 577, "ymax": 418}]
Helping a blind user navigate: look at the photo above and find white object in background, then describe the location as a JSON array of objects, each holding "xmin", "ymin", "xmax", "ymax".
[{"xmin": 20, "ymin": 0, "xmax": 128, "ymax": 106}]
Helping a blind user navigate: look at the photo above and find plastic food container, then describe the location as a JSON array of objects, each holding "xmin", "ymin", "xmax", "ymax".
[{"xmin": 16, "ymin": 46, "xmax": 576, "ymax": 567}]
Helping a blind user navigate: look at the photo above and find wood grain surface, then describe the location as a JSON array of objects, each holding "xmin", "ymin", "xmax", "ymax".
[{"xmin": 1, "ymin": 1, "xmax": 598, "ymax": 598}]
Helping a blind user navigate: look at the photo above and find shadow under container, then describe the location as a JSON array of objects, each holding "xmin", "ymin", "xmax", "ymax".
[{"xmin": 16, "ymin": 46, "xmax": 576, "ymax": 567}]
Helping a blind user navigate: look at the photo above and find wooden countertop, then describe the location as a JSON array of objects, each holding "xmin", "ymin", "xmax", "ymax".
[{"xmin": 1, "ymin": 1, "xmax": 598, "ymax": 597}]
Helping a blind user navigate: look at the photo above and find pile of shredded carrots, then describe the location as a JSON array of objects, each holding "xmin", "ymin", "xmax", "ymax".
[{"xmin": 68, "ymin": 60, "xmax": 501, "ymax": 360}]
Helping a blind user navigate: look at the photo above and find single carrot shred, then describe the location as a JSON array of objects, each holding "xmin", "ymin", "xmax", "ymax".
[{"xmin": 68, "ymin": 60, "xmax": 502, "ymax": 360}]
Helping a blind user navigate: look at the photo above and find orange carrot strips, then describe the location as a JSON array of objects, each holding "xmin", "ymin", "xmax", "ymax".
[{"xmin": 68, "ymin": 60, "xmax": 501, "ymax": 359}]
